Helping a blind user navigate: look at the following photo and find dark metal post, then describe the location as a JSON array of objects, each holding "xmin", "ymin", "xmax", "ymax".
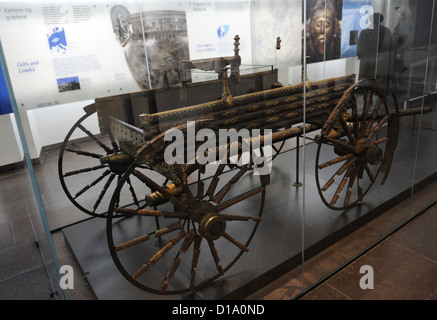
[{"xmin": 293, "ymin": 135, "xmax": 302, "ymax": 187}]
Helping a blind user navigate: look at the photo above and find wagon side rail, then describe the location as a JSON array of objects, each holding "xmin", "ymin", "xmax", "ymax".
[{"xmin": 138, "ymin": 72, "xmax": 357, "ymax": 139}]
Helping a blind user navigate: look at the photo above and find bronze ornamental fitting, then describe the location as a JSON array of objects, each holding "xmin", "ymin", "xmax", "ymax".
[
  {"xmin": 100, "ymin": 152, "xmax": 132, "ymax": 164},
  {"xmin": 145, "ymin": 182, "xmax": 183, "ymax": 206},
  {"xmin": 199, "ymin": 212, "xmax": 226, "ymax": 241}
]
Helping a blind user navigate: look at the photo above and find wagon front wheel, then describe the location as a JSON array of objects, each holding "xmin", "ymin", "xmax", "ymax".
[{"xmin": 106, "ymin": 149, "xmax": 269, "ymax": 294}]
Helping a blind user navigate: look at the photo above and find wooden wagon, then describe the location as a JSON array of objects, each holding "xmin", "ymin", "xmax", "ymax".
[{"xmin": 58, "ymin": 41, "xmax": 427, "ymax": 295}]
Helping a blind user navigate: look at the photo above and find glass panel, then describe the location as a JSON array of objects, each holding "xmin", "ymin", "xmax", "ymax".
[
  {"xmin": 302, "ymin": 0, "xmax": 359, "ymax": 297},
  {"xmin": 0, "ymin": 38, "xmax": 67, "ymax": 299},
  {"xmin": 300, "ymin": 0, "xmax": 436, "ymax": 300},
  {"xmin": 409, "ymin": 0, "xmax": 437, "ymax": 214}
]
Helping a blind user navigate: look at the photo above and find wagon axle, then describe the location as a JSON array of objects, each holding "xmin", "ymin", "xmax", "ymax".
[
  {"xmin": 100, "ymin": 151, "xmax": 133, "ymax": 175},
  {"xmin": 328, "ymin": 136, "xmax": 384, "ymax": 166}
]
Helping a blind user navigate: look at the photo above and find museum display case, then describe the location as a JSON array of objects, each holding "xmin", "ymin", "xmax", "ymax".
[{"xmin": 0, "ymin": 0, "xmax": 435, "ymax": 300}]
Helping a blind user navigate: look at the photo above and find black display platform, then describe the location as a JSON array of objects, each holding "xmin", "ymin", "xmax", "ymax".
[{"xmin": 63, "ymin": 122, "xmax": 437, "ymax": 300}]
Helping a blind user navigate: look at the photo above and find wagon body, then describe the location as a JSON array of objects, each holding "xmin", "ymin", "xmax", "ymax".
[{"xmin": 92, "ymin": 66, "xmax": 279, "ymax": 135}]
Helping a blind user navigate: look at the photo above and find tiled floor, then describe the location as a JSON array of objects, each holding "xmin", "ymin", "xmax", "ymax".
[
  {"xmin": 247, "ymin": 180, "xmax": 437, "ymax": 300},
  {"xmin": 0, "ymin": 165, "xmax": 95, "ymax": 300}
]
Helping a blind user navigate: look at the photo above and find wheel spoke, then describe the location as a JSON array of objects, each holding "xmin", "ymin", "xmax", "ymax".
[
  {"xmin": 92, "ymin": 173, "xmax": 116, "ymax": 213},
  {"xmin": 361, "ymin": 89, "xmax": 373, "ymax": 137},
  {"xmin": 159, "ymin": 257, "xmax": 182, "ymax": 293},
  {"xmin": 351, "ymin": 92, "xmax": 361, "ymax": 139},
  {"xmin": 318, "ymin": 153, "xmax": 354, "ymax": 169},
  {"xmin": 197, "ymin": 180, "xmax": 205, "ymax": 200},
  {"xmin": 365, "ymin": 98, "xmax": 383, "ymax": 136},
  {"xmin": 213, "ymin": 167, "xmax": 248, "ymax": 203},
  {"xmin": 126, "ymin": 177, "xmax": 140, "ymax": 208},
  {"xmin": 115, "ymin": 234, "xmax": 151, "ymax": 252},
  {"xmin": 189, "ymin": 236, "xmax": 203, "ymax": 289},
  {"xmin": 132, "ymin": 231, "xmax": 186, "ymax": 280},
  {"xmin": 114, "ymin": 175, "xmax": 122, "ymax": 209},
  {"xmin": 207, "ymin": 239, "xmax": 224, "ymax": 275},
  {"xmin": 358, "ymin": 182, "xmax": 363, "ymax": 201},
  {"xmin": 155, "ymin": 222, "xmax": 182, "ymax": 237},
  {"xmin": 206, "ymin": 148, "xmax": 230, "ymax": 199},
  {"xmin": 222, "ymin": 232, "xmax": 249, "ymax": 252},
  {"xmin": 373, "ymin": 136, "xmax": 390, "ymax": 145},
  {"xmin": 358, "ymin": 165, "xmax": 364, "ymax": 179},
  {"xmin": 63, "ymin": 164, "xmax": 107, "ymax": 177},
  {"xmin": 368, "ymin": 115, "xmax": 390, "ymax": 140},
  {"xmin": 215, "ymin": 186, "xmax": 265, "ymax": 211},
  {"xmin": 339, "ymin": 116, "xmax": 356, "ymax": 144},
  {"xmin": 321, "ymin": 154, "xmax": 356, "ymax": 194},
  {"xmin": 74, "ymin": 169, "xmax": 111, "ymax": 199},
  {"xmin": 180, "ymin": 229, "xmax": 197, "ymax": 253},
  {"xmin": 196, "ymin": 165, "xmax": 205, "ymax": 200},
  {"xmin": 348, "ymin": 166, "xmax": 358, "ymax": 189},
  {"xmin": 159, "ymin": 229, "xmax": 196, "ymax": 293},
  {"xmin": 330, "ymin": 169, "xmax": 350, "ymax": 205},
  {"xmin": 218, "ymin": 213, "xmax": 262, "ymax": 222},
  {"xmin": 336, "ymin": 157, "xmax": 357, "ymax": 176},
  {"xmin": 206, "ymin": 163, "xmax": 227, "ymax": 200},
  {"xmin": 343, "ymin": 189, "xmax": 352, "ymax": 207},
  {"xmin": 77, "ymin": 123, "xmax": 113, "ymax": 154},
  {"xmin": 322, "ymin": 177, "xmax": 335, "ymax": 192},
  {"xmin": 65, "ymin": 148, "xmax": 102, "ymax": 159},
  {"xmin": 364, "ymin": 164, "xmax": 376, "ymax": 183}
]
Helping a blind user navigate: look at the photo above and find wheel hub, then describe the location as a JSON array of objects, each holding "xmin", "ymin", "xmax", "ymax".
[
  {"xmin": 364, "ymin": 145, "xmax": 383, "ymax": 165},
  {"xmin": 100, "ymin": 152, "xmax": 133, "ymax": 175},
  {"xmin": 183, "ymin": 200, "xmax": 226, "ymax": 241},
  {"xmin": 334, "ymin": 138, "xmax": 383, "ymax": 165},
  {"xmin": 199, "ymin": 212, "xmax": 226, "ymax": 241}
]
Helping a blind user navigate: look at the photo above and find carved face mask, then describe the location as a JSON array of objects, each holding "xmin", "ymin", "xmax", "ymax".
[{"xmin": 310, "ymin": 8, "xmax": 335, "ymax": 56}]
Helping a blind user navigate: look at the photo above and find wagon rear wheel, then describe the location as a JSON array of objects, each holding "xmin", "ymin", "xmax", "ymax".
[
  {"xmin": 106, "ymin": 147, "xmax": 269, "ymax": 294},
  {"xmin": 58, "ymin": 108, "xmax": 162, "ymax": 217},
  {"xmin": 315, "ymin": 79, "xmax": 398, "ymax": 210}
]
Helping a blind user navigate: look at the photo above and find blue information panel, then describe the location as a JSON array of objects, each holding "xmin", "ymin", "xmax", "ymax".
[{"xmin": 0, "ymin": 61, "xmax": 12, "ymax": 115}]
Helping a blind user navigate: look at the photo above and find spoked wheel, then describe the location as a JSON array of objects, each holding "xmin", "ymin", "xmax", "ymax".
[
  {"xmin": 58, "ymin": 107, "xmax": 163, "ymax": 217},
  {"xmin": 106, "ymin": 147, "xmax": 269, "ymax": 295},
  {"xmin": 315, "ymin": 79, "xmax": 399, "ymax": 210}
]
